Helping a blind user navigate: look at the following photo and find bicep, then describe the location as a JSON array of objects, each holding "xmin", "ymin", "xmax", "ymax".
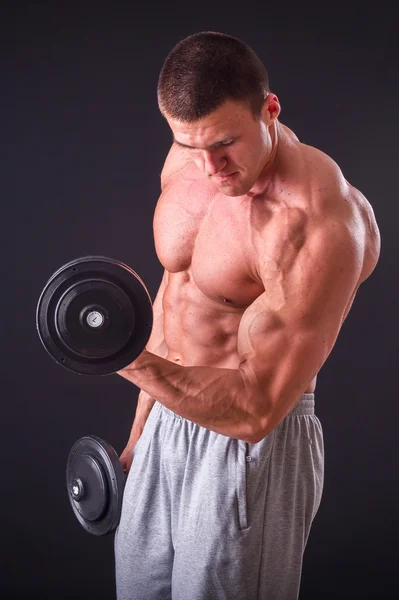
[{"xmin": 237, "ymin": 221, "xmax": 363, "ymax": 431}]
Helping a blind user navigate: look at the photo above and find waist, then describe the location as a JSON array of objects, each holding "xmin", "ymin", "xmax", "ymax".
[
  {"xmin": 289, "ymin": 393, "xmax": 315, "ymax": 415},
  {"xmin": 156, "ymin": 393, "xmax": 316, "ymax": 424}
]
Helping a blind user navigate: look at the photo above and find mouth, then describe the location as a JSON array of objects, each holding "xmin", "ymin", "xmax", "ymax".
[{"xmin": 213, "ymin": 172, "xmax": 237, "ymax": 183}]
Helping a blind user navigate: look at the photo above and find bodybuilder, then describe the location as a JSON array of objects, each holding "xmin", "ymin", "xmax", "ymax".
[{"xmin": 114, "ymin": 31, "xmax": 380, "ymax": 600}]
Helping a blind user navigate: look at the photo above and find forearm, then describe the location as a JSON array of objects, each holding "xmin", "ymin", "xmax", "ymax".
[
  {"xmin": 127, "ymin": 389, "xmax": 155, "ymax": 440},
  {"xmin": 118, "ymin": 351, "xmax": 260, "ymax": 441}
]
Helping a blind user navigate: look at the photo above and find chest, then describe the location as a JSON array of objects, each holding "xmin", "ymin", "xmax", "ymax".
[{"xmin": 155, "ymin": 193, "xmax": 265, "ymax": 306}]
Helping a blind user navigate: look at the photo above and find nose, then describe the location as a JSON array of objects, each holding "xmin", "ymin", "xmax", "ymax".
[{"xmin": 202, "ymin": 150, "xmax": 227, "ymax": 176}]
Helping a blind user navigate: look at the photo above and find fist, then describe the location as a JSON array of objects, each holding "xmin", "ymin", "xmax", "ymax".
[{"xmin": 119, "ymin": 437, "xmax": 140, "ymax": 474}]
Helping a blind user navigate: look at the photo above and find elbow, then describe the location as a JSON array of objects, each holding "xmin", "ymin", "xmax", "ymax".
[
  {"xmin": 236, "ymin": 369, "xmax": 274, "ymax": 443},
  {"xmin": 241, "ymin": 432, "xmax": 263, "ymax": 444},
  {"xmin": 242, "ymin": 428, "xmax": 268, "ymax": 445},
  {"xmin": 242, "ymin": 404, "xmax": 291, "ymax": 443},
  {"xmin": 239, "ymin": 416, "xmax": 271, "ymax": 444}
]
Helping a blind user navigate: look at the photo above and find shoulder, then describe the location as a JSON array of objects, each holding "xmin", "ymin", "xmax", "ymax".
[
  {"xmin": 263, "ymin": 139, "xmax": 380, "ymax": 285},
  {"xmin": 155, "ymin": 144, "xmax": 215, "ymax": 236},
  {"xmin": 157, "ymin": 143, "xmax": 217, "ymax": 220},
  {"xmin": 299, "ymin": 143, "xmax": 381, "ymax": 280},
  {"xmin": 160, "ymin": 143, "xmax": 200, "ymax": 190}
]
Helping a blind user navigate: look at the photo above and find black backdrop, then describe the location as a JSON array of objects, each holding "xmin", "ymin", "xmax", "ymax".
[{"xmin": 4, "ymin": 2, "xmax": 398, "ymax": 599}]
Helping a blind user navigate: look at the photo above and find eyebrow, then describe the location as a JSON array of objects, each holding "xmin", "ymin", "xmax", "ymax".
[{"xmin": 173, "ymin": 136, "xmax": 236, "ymax": 150}]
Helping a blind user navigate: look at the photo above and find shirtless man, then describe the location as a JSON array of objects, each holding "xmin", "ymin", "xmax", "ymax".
[{"xmin": 114, "ymin": 32, "xmax": 380, "ymax": 600}]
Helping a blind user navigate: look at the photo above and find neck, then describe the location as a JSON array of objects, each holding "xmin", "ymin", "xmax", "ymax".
[{"xmin": 245, "ymin": 120, "xmax": 282, "ymax": 198}]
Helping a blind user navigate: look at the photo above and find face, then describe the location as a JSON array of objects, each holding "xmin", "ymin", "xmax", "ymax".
[{"xmin": 166, "ymin": 96, "xmax": 280, "ymax": 196}]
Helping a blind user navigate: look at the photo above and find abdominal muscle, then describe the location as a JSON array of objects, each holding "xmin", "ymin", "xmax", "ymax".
[{"xmin": 162, "ymin": 269, "xmax": 317, "ymax": 394}]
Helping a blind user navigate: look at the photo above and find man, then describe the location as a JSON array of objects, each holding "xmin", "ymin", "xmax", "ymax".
[{"xmin": 114, "ymin": 31, "xmax": 380, "ymax": 600}]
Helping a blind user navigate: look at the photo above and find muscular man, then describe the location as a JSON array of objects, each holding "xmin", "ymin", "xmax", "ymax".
[{"xmin": 114, "ymin": 32, "xmax": 380, "ymax": 600}]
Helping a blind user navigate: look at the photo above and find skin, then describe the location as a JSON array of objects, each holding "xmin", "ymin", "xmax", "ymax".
[{"xmin": 119, "ymin": 94, "xmax": 380, "ymax": 469}]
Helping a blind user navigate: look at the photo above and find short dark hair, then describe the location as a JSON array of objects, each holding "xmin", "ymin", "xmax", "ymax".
[{"xmin": 157, "ymin": 31, "xmax": 270, "ymax": 122}]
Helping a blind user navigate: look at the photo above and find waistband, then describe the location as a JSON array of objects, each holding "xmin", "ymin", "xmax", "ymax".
[
  {"xmin": 155, "ymin": 393, "xmax": 315, "ymax": 422},
  {"xmin": 289, "ymin": 393, "xmax": 315, "ymax": 416}
]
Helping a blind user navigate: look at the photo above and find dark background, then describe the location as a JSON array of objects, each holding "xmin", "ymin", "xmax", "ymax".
[{"xmin": 4, "ymin": 2, "xmax": 398, "ymax": 599}]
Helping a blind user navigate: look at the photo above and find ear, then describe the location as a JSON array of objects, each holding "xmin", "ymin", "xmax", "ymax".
[{"xmin": 262, "ymin": 93, "xmax": 281, "ymax": 124}]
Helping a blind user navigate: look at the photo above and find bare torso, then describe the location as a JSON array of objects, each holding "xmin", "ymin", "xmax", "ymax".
[{"xmin": 154, "ymin": 123, "xmax": 379, "ymax": 395}]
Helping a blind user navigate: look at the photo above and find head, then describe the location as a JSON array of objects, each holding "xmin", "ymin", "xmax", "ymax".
[{"xmin": 157, "ymin": 31, "xmax": 281, "ymax": 196}]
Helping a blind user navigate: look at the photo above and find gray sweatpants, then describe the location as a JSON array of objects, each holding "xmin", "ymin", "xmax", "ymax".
[{"xmin": 114, "ymin": 394, "xmax": 324, "ymax": 600}]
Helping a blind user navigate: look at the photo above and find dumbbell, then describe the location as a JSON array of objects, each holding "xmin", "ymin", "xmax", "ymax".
[{"xmin": 36, "ymin": 256, "xmax": 153, "ymax": 534}]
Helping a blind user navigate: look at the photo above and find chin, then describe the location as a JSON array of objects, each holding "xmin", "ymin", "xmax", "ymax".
[
  {"xmin": 216, "ymin": 178, "xmax": 252, "ymax": 197},
  {"xmin": 222, "ymin": 189, "xmax": 245, "ymax": 197},
  {"xmin": 225, "ymin": 183, "xmax": 252, "ymax": 197}
]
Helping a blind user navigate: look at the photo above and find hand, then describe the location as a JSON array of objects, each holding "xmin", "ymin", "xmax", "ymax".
[{"xmin": 119, "ymin": 430, "xmax": 141, "ymax": 474}]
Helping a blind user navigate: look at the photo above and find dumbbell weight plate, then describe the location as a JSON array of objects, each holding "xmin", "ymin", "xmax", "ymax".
[
  {"xmin": 36, "ymin": 256, "xmax": 153, "ymax": 375},
  {"xmin": 66, "ymin": 435, "xmax": 126, "ymax": 536}
]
